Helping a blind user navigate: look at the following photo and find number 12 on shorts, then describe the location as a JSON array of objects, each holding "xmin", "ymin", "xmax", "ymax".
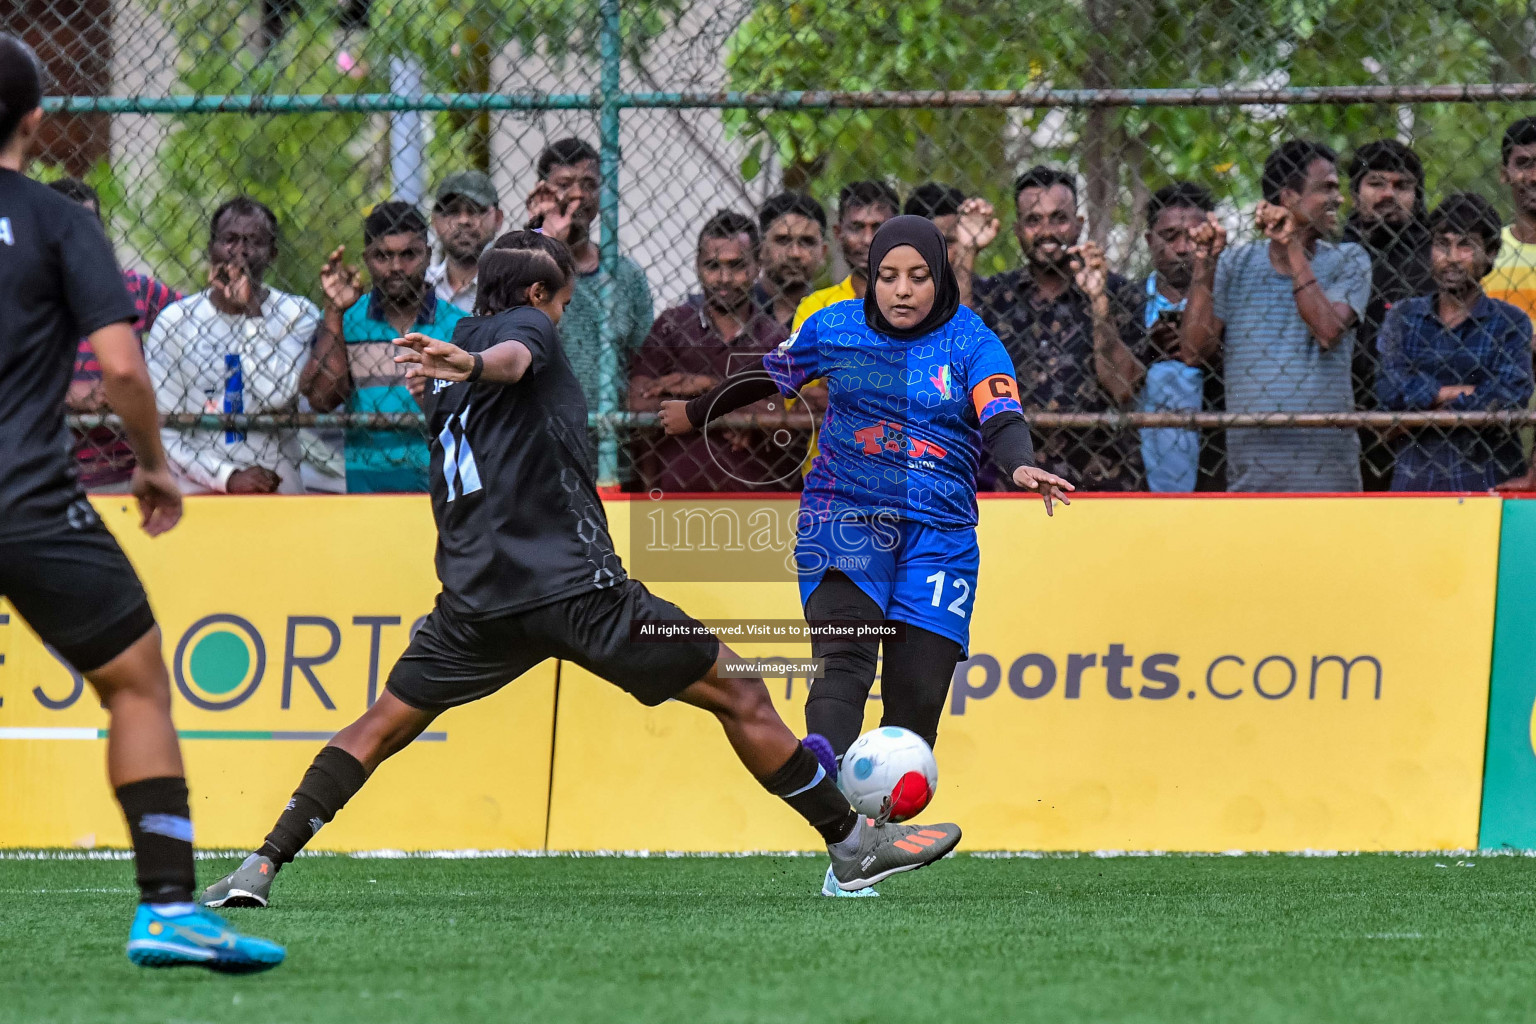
[{"xmin": 925, "ymin": 570, "xmax": 971, "ymax": 617}]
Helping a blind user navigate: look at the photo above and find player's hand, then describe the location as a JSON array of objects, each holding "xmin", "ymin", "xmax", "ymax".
[
  {"xmin": 658, "ymin": 400, "xmax": 696, "ymax": 435},
  {"xmin": 393, "ymin": 333, "xmax": 475, "ymax": 382},
  {"xmin": 226, "ymin": 466, "xmax": 281, "ymax": 494},
  {"xmin": 209, "ymin": 261, "xmax": 253, "ymax": 311},
  {"xmin": 1011, "ymin": 465, "xmax": 1075, "ymax": 516},
  {"xmin": 956, "ymin": 198, "xmax": 1000, "ymax": 251},
  {"xmin": 1189, "ymin": 213, "xmax": 1227, "ymax": 264},
  {"xmin": 320, "ymin": 245, "xmax": 364, "ymax": 312},
  {"xmin": 131, "ymin": 465, "xmax": 183, "ymax": 536},
  {"xmin": 1068, "ymin": 242, "xmax": 1108, "ymax": 300},
  {"xmin": 1255, "ymin": 201, "xmax": 1299, "ymax": 248}
]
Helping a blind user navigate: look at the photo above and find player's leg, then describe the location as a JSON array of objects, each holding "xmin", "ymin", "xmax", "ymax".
[
  {"xmin": 201, "ymin": 692, "xmax": 439, "ymax": 908},
  {"xmin": 203, "ymin": 603, "xmax": 520, "ymax": 908},
  {"xmin": 559, "ymin": 580, "xmax": 962, "ymax": 892},
  {"xmin": 802, "ymin": 569, "xmax": 883, "ymax": 764},
  {"xmin": 1, "ymin": 524, "xmax": 283, "ymax": 971},
  {"xmin": 795, "ymin": 514, "xmax": 899, "ymax": 772},
  {"xmin": 877, "ymin": 625, "xmax": 963, "ymax": 750}
]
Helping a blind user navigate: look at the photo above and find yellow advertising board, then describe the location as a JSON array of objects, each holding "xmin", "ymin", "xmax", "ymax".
[
  {"xmin": 550, "ymin": 495, "xmax": 1500, "ymax": 852},
  {"xmin": 0, "ymin": 494, "xmax": 1502, "ymax": 852},
  {"xmin": 0, "ymin": 497, "xmax": 554, "ymax": 851}
]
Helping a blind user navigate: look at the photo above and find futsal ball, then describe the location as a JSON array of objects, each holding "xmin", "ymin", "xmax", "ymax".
[{"xmin": 837, "ymin": 726, "xmax": 938, "ymax": 822}]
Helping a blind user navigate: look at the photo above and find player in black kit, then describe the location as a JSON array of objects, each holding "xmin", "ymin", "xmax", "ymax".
[
  {"xmin": 0, "ymin": 35, "xmax": 283, "ymax": 970},
  {"xmin": 201, "ymin": 232, "xmax": 961, "ymax": 906}
]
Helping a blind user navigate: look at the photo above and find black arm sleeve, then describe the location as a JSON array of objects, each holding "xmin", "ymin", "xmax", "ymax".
[
  {"xmin": 683, "ymin": 367, "xmax": 782, "ymax": 428},
  {"xmin": 981, "ymin": 411, "xmax": 1037, "ymax": 478}
]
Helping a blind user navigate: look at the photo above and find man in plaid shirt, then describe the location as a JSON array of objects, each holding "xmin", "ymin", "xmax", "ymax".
[
  {"xmin": 1377, "ymin": 192, "xmax": 1534, "ymax": 491},
  {"xmin": 47, "ymin": 178, "xmax": 180, "ymax": 492}
]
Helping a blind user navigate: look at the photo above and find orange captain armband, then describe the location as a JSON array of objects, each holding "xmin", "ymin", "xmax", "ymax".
[{"xmin": 971, "ymin": 373, "xmax": 1022, "ymax": 420}]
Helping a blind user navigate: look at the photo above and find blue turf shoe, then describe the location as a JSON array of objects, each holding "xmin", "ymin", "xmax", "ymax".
[
  {"xmin": 820, "ymin": 863, "xmax": 879, "ymax": 898},
  {"xmin": 127, "ymin": 902, "xmax": 286, "ymax": 973},
  {"xmin": 803, "ymin": 734, "xmax": 838, "ymax": 781}
]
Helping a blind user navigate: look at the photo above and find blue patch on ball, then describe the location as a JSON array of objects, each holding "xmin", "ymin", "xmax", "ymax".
[
  {"xmin": 880, "ymin": 727, "xmax": 905, "ymax": 738},
  {"xmin": 854, "ymin": 757, "xmax": 874, "ymax": 780}
]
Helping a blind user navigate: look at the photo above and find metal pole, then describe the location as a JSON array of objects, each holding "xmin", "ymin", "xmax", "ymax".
[
  {"xmin": 388, "ymin": 56, "xmax": 428, "ymax": 205},
  {"xmin": 595, "ymin": 0, "xmax": 623, "ymax": 486}
]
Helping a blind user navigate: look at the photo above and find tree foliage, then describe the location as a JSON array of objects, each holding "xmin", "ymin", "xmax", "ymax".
[{"xmin": 724, "ymin": 0, "xmax": 1536, "ymax": 266}]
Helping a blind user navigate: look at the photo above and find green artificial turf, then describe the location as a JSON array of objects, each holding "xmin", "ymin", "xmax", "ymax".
[{"xmin": 0, "ymin": 851, "xmax": 1532, "ymax": 1023}]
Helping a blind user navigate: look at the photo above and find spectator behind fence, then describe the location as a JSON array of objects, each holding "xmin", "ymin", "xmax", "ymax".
[
  {"xmin": 426, "ymin": 171, "xmax": 503, "ymax": 314},
  {"xmin": 1486, "ymin": 116, "xmax": 1536, "ymax": 321},
  {"xmin": 46, "ymin": 177, "xmax": 180, "ymax": 493},
  {"xmin": 1484, "ymin": 117, "xmax": 1536, "ymax": 491},
  {"xmin": 967, "ymin": 165, "xmax": 1148, "ymax": 491},
  {"xmin": 145, "ymin": 196, "xmax": 316, "ymax": 494},
  {"xmin": 630, "ymin": 211, "xmax": 797, "ymax": 492},
  {"xmin": 1344, "ymin": 140, "xmax": 1434, "ymax": 491},
  {"xmin": 1182, "ymin": 141, "xmax": 1371, "ymax": 492},
  {"xmin": 301, "ymin": 200, "xmax": 467, "ymax": 493},
  {"xmin": 1377, "ymin": 193, "xmax": 1533, "ymax": 491},
  {"xmin": 1133, "ymin": 182, "xmax": 1216, "ymax": 492},
  {"xmin": 755, "ymin": 191, "xmax": 827, "ymax": 329},
  {"xmin": 792, "ymin": 180, "xmax": 899, "ymax": 329},
  {"xmin": 525, "ymin": 137, "xmax": 652, "ymax": 413},
  {"xmin": 904, "ymin": 181, "xmax": 1000, "ymax": 312}
]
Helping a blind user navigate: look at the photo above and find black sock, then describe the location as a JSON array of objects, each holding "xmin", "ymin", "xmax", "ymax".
[
  {"xmin": 805, "ymin": 570, "xmax": 883, "ymax": 756},
  {"xmin": 761, "ymin": 743, "xmax": 858, "ymax": 845},
  {"xmin": 257, "ymin": 746, "xmax": 369, "ymax": 865},
  {"xmin": 115, "ymin": 776, "xmax": 196, "ymax": 904}
]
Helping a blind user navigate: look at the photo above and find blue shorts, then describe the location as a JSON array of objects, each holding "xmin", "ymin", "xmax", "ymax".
[{"xmin": 795, "ymin": 515, "xmax": 980, "ymax": 654}]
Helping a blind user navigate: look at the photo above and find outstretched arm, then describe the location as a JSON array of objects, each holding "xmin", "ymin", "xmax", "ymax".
[
  {"xmin": 972, "ymin": 372, "xmax": 1074, "ymax": 515},
  {"xmin": 394, "ymin": 333, "xmax": 533, "ymax": 386},
  {"xmin": 656, "ymin": 362, "xmax": 781, "ymax": 435}
]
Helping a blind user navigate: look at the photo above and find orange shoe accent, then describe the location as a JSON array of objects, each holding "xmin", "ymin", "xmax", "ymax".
[
  {"xmin": 894, "ymin": 839, "xmax": 924, "ymax": 854},
  {"xmin": 917, "ymin": 829, "xmax": 949, "ymax": 840},
  {"xmin": 909, "ymin": 834, "xmax": 935, "ymax": 847}
]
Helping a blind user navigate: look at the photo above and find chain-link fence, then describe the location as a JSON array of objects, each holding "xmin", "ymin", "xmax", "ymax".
[{"xmin": 18, "ymin": 0, "xmax": 1536, "ymax": 495}]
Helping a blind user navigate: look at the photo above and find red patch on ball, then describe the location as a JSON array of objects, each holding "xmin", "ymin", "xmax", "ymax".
[{"xmin": 888, "ymin": 771, "xmax": 933, "ymax": 822}]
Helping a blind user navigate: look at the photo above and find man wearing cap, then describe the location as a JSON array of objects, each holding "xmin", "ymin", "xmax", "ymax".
[
  {"xmin": 425, "ymin": 170, "xmax": 503, "ymax": 314},
  {"xmin": 302, "ymin": 201, "xmax": 467, "ymax": 493}
]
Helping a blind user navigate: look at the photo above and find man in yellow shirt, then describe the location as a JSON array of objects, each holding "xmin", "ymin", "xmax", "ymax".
[
  {"xmin": 791, "ymin": 180, "xmax": 899, "ymax": 330},
  {"xmin": 789, "ymin": 182, "xmax": 899, "ymax": 473},
  {"xmin": 1490, "ymin": 117, "xmax": 1536, "ymax": 489}
]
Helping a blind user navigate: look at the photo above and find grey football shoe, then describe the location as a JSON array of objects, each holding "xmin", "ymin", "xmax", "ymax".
[
  {"xmin": 200, "ymin": 853, "xmax": 278, "ymax": 908},
  {"xmin": 827, "ymin": 819, "xmax": 962, "ymax": 891}
]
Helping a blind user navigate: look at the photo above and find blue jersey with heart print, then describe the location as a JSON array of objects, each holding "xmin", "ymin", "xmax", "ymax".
[{"xmin": 761, "ymin": 299, "xmax": 1023, "ymax": 529}]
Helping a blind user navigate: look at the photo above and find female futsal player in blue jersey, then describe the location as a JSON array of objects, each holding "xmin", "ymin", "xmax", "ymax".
[{"xmin": 661, "ymin": 216, "xmax": 1071, "ymax": 895}]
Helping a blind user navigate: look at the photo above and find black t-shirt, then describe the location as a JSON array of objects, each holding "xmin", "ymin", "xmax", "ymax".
[
  {"xmin": 0, "ymin": 170, "xmax": 136, "ymax": 538},
  {"xmin": 427, "ymin": 306, "xmax": 627, "ymax": 618}
]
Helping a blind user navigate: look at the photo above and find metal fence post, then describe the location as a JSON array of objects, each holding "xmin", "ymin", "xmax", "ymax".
[{"xmin": 595, "ymin": 0, "xmax": 623, "ymax": 486}]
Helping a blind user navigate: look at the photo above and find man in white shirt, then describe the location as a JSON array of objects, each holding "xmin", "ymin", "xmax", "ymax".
[
  {"xmin": 424, "ymin": 171, "xmax": 503, "ymax": 314},
  {"xmin": 145, "ymin": 196, "xmax": 317, "ymax": 494}
]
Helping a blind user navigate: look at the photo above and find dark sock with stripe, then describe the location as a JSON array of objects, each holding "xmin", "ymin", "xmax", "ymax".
[
  {"xmin": 257, "ymin": 746, "xmax": 369, "ymax": 866},
  {"xmin": 761, "ymin": 743, "xmax": 858, "ymax": 844},
  {"xmin": 115, "ymin": 776, "xmax": 196, "ymax": 904}
]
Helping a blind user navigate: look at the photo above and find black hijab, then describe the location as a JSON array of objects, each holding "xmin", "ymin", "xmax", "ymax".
[{"xmin": 864, "ymin": 214, "xmax": 960, "ymax": 339}]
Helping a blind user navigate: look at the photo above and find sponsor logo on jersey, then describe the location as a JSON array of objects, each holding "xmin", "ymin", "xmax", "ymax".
[{"xmin": 929, "ymin": 365, "xmax": 953, "ymax": 401}]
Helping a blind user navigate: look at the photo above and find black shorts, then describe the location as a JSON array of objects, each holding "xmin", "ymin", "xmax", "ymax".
[
  {"xmin": 0, "ymin": 512, "xmax": 156, "ymax": 673},
  {"xmin": 385, "ymin": 579, "xmax": 720, "ymax": 711}
]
